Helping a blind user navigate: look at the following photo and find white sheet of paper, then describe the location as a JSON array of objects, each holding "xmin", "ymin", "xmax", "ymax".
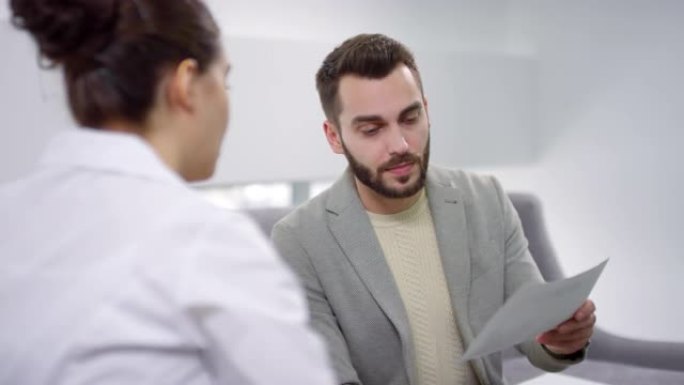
[{"xmin": 462, "ymin": 259, "xmax": 608, "ymax": 361}]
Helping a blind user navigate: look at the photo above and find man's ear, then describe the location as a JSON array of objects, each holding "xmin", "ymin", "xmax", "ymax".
[
  {"xmin": 323, "ymin": 120, "xmax": 344, "ymax": 154},
  {"xmin": 423, "ymin": 96, "xmax": 431, "ymax": 128},
  {"xmin": 166, "ymin": 58, "xmax": 200, "ymax": 112}
]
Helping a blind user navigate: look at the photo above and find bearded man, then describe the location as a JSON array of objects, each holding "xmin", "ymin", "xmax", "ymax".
[{"xmin": 271, "ymin": 33, "xmax": 594, "ymax": 385}]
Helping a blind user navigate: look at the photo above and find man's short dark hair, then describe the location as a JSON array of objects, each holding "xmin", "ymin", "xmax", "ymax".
[{"xmin": 315, "ymin": 33, "xmax": 423, "ymax": 126}]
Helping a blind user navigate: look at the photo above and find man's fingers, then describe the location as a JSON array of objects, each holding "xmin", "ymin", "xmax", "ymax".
[
  {"xmin": 538, "ymin": 304, "xmax": 595, "ymax": 355},
  {"xmin": 541, "ymin": 327, "xmax": 593, "ymax": 344},
  {"xmin": 574, "ymin": 299, "xmax": 596, "ymax": 321},
  {"xmin": 538, "ymin": 316, "xmax": 595, "ymax": 343},
  {"xmin": 545, "ymin": 340, "xmax": 588, "ymax": 355},
  {"xmin": 559, "ymin": 314, "xmax": 596, "ymax": 334}
]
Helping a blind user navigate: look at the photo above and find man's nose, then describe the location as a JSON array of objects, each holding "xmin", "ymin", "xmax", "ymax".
[{"xmin": 387, "ymin": 127, "xmax": 409, "ymax": 155}]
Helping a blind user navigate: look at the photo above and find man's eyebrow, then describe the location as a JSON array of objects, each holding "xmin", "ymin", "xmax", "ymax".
[
  {"xmin": 351, "ymin": 101, "xmax": 423, "ymax": 126},
  {"xmin": 351, "ymin": 114, "xmax": 384, "ymax": 126},
  {"xmin": 398, "ymin": 101, "xmax": 423, "ymax": 120}
]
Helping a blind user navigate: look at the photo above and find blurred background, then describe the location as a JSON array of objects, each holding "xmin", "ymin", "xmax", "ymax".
[{"xmin": 1, "ymin": 0, "xmax": 682, "ymax": 346}]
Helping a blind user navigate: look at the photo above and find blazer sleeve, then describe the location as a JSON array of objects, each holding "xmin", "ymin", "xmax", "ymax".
[
  {"xmin": 491, "ymin": 176, "xmax": 585, "ymax": 371},
  {"xmin": 272, "ymin": 222, "xmax": 363, "ymax": 385}
]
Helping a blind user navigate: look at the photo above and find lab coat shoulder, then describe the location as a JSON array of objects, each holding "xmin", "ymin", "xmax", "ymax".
[
  {"xmin": 132, "ymin": 191, "xmax": 336, "ymax": 384},
  {"xmin": 136, "ymin": 188, "xmax": 309, "ymax": 322}
]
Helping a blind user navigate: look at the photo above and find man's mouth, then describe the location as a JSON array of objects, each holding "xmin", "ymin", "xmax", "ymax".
[{"xmin": 385, "ymin": 162, "xmax": 415, "ymax": 176}]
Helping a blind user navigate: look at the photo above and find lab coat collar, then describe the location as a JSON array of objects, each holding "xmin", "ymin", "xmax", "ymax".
[{"xmin": 39, "ymin": 128, "xmax": 185, "ymax": 187}]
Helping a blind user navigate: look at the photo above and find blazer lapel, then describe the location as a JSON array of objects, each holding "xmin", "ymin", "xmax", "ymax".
[
  {"xmin": 326, "ymin": 170, "xmax": 416, "ymax": 383},
  {"xmin": 427, "ymin": 173, "xmax": 489, "ymax": 383}
]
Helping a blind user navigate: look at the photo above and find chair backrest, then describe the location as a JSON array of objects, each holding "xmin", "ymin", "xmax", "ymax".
[
  {"xmin": 507, "ymin": 193, "xmax": 565, "ymax": 282},
  {"xmin": 244, "ymin": 192, "xmax": 565, "ymax": 281},
  {"xmin": 245, "ymin": 206, "xmax": 293, "ymax": 239}
]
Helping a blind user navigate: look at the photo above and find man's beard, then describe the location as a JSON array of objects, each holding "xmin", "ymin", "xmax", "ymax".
[{"xmin": 342, "ymin": 137, "xmax": 430, "ymax": 199}]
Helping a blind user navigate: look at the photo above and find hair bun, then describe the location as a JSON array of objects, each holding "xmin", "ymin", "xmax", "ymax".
[{"xmin": 10, "ymin": 0, "xmax": 119, "ymax": 65}]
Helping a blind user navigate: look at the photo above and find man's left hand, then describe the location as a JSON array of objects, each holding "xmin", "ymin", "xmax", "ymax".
[{"xmin": 536, "ymin": 299, "xmax": 596, "ymax": 355}]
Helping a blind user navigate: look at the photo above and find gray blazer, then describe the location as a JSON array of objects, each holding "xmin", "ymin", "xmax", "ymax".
[{"xmin": 272, "ymin": 167, "xmax": 577, "ymax": 385}]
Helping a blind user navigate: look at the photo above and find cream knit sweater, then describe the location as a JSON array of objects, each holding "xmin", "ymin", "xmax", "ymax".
[{"xmin": 368, "ymin": 192, "xmax": 478, "ymax": 385}]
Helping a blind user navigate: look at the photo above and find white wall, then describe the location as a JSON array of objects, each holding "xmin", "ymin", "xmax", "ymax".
[
  {"xmin": 485, "ymin": 0, "xmax": 684, "ymax": 342},
  {"xmin": 0, "ymin": 21, "xmax": 72, "ymax": 183},
  {"xmin": 1, "ymin": 0, "xmax": 535, "ymax": 185},
  {"xmin": 207, "ymin": 37, "xmax": 536, "ymax": 184},
  {"xmin": 206, "ymin": 0, "xmax": 509, "ymax": 51},
  {"xmin": 203, "ymin": 0, "xmax": 537, "ymax": 184}
]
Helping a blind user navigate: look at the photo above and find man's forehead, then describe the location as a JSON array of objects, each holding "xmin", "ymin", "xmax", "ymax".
[{"xmin": 337, "ymin": 66, "xmax": 423, "ymax": 121}]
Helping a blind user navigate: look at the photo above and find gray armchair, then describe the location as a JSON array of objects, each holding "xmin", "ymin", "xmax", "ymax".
[{"xmin": 244, "ymin": 192, "xmax": 684, "ymax": 384}]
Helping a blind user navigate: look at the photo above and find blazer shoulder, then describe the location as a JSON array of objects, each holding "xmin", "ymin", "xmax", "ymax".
[
  {"xmin": 427, "ymin": 166, "xmax": 512, "ymax": 227},
  {"xmin": 429, "ymin": 166, "xmax": 502, "ymax": 199},
  {"xmin": 273, "ymin": 189, "xmax": 330, "ymax": 236}
]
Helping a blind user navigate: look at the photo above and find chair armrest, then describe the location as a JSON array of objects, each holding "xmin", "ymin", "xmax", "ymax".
[{"xmin": 588, "ymin": 327, "xmax": 684, "ymax": 371}]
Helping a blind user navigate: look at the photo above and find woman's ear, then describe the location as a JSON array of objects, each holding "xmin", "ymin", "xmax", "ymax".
[{"xmin": 166, "ymin": 58, "xmax": 200, "ymax": 112}]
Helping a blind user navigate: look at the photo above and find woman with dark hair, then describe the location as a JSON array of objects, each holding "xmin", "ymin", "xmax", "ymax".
[{"xmin": 0, "ymin": 1, "xmax": 335, "ymax": 384}]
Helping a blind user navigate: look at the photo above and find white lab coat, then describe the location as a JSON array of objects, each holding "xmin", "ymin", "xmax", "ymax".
[{"xmin": 0, "ymin": 129, "xmax": 335, "ymax": 385}]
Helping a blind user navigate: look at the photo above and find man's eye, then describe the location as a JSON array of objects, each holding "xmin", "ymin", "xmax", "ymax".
[
  {"xmin": 361, "ymin": 126, "xmax": 380, "ymax": 136},
  {"xmin": 403, "ymin": 115, "xmax": 419, "ymax": 124}
]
